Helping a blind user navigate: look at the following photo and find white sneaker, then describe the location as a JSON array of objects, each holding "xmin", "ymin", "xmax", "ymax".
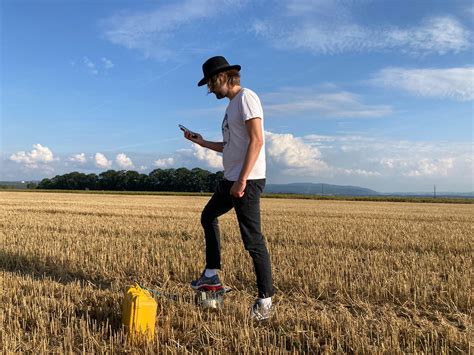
[{"xmin": 250, "ymin": 299, "xmax": 273, "ymax": 321}]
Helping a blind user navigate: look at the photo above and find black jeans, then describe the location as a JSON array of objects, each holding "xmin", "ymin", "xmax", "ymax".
[{"xmin": 200, "ymin": 179, "xmax": 274, "ymax": 298}]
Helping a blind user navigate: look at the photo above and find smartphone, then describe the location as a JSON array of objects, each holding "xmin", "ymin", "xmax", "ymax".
[{"xmin": 179, "ymin": 124, "xmax": 198, "ymax": 138}]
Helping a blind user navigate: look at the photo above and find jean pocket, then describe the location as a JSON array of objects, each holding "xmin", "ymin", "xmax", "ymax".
[
  {"xmin": 246, "ymin": 181, "xmax": 263, "ymax": 201},
  {"xmin": 217, "ymin": 179, "xmax": 230, "ymax": 195}
]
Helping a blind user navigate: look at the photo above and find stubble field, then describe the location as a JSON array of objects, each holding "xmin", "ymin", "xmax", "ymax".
[{"xmin": 0, "ymin": 191, "xmax": 472, "ymax": 353}]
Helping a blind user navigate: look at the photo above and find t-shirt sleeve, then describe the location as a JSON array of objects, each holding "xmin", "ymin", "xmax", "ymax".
[{"xmin": 241, "ymin": 91, "xmax": 263, "ymax": 122}]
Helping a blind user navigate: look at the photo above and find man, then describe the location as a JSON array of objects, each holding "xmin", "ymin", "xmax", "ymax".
[{"xmin": 183, "ymin": 56, "xmax": 274, "ymax": 320}]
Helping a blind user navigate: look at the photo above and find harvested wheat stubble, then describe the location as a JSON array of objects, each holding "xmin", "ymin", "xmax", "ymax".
[{"xmin": 1, "ymin": 191, "xmax": 472, "ymax": 353}]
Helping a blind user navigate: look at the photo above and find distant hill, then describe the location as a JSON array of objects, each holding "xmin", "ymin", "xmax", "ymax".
[
  {"xmin": 264, "ymin": 183, "xmax": 379, "ymax": 196},
  {"xmin": 380, "ymin": 192, "xmax": 474, "ymax": 198}
]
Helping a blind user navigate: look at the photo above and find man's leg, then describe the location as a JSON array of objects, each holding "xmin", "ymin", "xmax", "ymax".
[
  {"xmin": 201, "ymin": 180, "xmax": 234, "ymax": 270},
  {"xmin": 232, "ymin": 179, "xmax": 274, "ymax": 299}
]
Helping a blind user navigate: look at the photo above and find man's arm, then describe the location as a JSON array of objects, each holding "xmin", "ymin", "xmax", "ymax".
[
  {"xmin": 200, "ymin": 140, "xmax": 224, "ymax": 153},
  {"xmin": 183, "ymin": 131, "xmax": 224, "ymax": 153},
  {"xmin": 238, "ymin": 118, "xmax": 264, "ymax": 182},
  {"xmin": 229, "ymin": 118, "xmax": 263, "ymax": 198}
]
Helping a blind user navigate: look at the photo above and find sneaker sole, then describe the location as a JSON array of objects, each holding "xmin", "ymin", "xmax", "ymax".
[
  {"xmin": 191, "ymin": 284, "xmax": 223, "ymax": 291},
  {"xmin": 251, "ymin": 313, "xmax": 271, "ymax": 321}
]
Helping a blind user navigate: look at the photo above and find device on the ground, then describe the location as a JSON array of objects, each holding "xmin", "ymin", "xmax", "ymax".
[
  {"xmin": 194, "ymin": 287, "xmax": 232, "ymax": 309},
  {"xmin": 179, "ymin": 124, "xmax": 198, "ymax": 138},
  {"xmin": 136, "ymin": 283, "xmax": 232, "ymax": 310}
]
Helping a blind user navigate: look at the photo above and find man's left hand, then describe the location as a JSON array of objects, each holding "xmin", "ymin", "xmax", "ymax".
[{"xmin": 230, "ymin": 180, "xmax": 246, "ymax": 198}]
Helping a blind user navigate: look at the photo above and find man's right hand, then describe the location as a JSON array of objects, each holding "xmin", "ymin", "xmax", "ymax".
[{"xmin": 184, "ymin": 131, "xmax": 204, "ymax": 146}]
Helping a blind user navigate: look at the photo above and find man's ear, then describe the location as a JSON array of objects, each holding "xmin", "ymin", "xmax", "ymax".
[{"xmin": 218, "ymin": 72, "xmax": 227, "ymax": 85}]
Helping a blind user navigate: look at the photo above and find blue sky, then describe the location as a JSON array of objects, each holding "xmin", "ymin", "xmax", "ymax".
[{"xmin": 1, "ymin": 0, "xmax": 473, "ymax": 192}]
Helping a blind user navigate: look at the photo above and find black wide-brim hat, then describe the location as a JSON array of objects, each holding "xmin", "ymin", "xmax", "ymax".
[{"xmin": 198, "ymin": 56, "xmax": 241, "ymax": 86}]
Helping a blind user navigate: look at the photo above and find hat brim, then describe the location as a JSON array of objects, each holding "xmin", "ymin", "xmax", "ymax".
[{"xmin": 198, "ymin": 64, "xmax": 241, "ymax": 86}]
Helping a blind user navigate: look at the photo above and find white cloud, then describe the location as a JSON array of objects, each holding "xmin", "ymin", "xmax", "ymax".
[
  {"xmin": 154, "ymin": 157, "xmax": 175, "ymax": 168},
  {"xmin": 286, "ymin": 0, "xmax": 352, "ymax": 18},
  {"xmin": 277, "ymin": 22, "xmax": 379, "ymax": 55},
  {"xmin": 302, "ymin": 134, "xmax": 472, "ymax": 183},
  {"xmin": 382, "ymin": 157, "xmax": 455, "ymax": 177},
  {"xmin": 192, "ymin": 144, "xmax": 223, "ymax": 169},
  {"xmin": 5, "ymin": 133, "xmax": 471, "ymax": 192},
  {"xmin": 95, "ymin": 153, "xmax": 112, "ymax": 169},
  {"xmin": 100, "ymin": 0, "xmax": 471, "ymax": 61},
  {"xmin": 370, "ymin": 67, "xmax": 474, "ymax": 101},
  {"xmin": 100, "ymin": 0, "xmax": 247, "ymax": 61},
  {"xmin": 10, "ymin": 144, "xmax": 55, "ymax": 169},
  {"xmin": 262, "ymin": 87, "xmax": 393, "ymax": 118},
  {"xmin": 152, "ymin": 131, "xmax": 469, "ymax": 187},
  {"xmin": 115, "ymin": 153, "xmax": 134, "ymax": 169},
  {"xmin": 79, "ymin": 57, "xmax": 114, "ymax": 74},
  {"xmin": 101, "ymin": 57, "xmax": 114, "ymax": 69},
  {"xmin": 387, "ymin": 16, "xmax": 471, "ymax": 55},
  {"xmin": 251, "ymin": 21, "xmax": 270, "ymax": 36},
  {"xmin": 83, "ymin": 57, "xmax": 98, "ymax": 75},
  {"xmin": 339, "ymin": 168, "xmax": 381, "ymax": 177},
  {"xmin": 69, "ymin": 153, "xmax": 87, "ymax": 163},
  {"xmin": 254, "ymin": 9, "xmax": 471, "ymax": 56},
  {"xmin": 285, "ymin": 0, "xmax": 377, "ymax": 18},
  {"xmin": 265, "ymin": 131, "xmax": 329, "ymax": 175},
  {"xmin": 263, "ymin": 131, "xmax": 388, "ymax": 179}
]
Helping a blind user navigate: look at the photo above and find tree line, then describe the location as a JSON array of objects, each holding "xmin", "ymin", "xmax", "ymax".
[{"xmin": 37, "ymin": 168, "xmax": 224, "ymax": 192}]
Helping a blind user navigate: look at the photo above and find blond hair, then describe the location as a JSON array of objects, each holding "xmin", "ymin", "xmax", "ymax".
[{"xmin": 207, "ymin": 69, "xmax": 241, "ymax": 93}]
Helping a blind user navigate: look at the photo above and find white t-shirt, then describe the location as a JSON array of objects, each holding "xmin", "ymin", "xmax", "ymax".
[{"xmin": 221, "ymin": 88, "xmax": 266, "ymax": 181}]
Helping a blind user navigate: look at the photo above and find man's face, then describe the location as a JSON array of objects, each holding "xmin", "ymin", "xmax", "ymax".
[{"xmin": 207, "ymin": 75, "xmax": 228, "ymax": 100}]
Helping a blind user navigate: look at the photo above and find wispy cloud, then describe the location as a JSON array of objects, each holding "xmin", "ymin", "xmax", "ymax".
[
  {"xmin": 253, "ymin": 2, "xmax": 471, "ymax": 56},
  {"xmin": 83, "ymin": 56, "xmax": 98, "ymax": 75},
  {"xmin": 370, "ymin": 66, "xmax": 474, "ymax": 101},
  {"xmin": 182, "ymin": 86, "xmax": 393, "ymax": 120},
  {"xmin": 101, "ymin": 57, "xmax": 114, "ymax": 69},
  {"xmin": 386, "ymin": 16, "xmax": 471, "ymax": 55},
  {"xmin": 262, "ymin": 87, "xmax": 393, "ymax": 118},
  {"xmin": 81, "ymin": 56, "xmax": 114, "ymax": 75},
  {"xmin": 285, "ymin": 0, "xmax": 355, "ymax": 19},
  {"xmin": 100, "ymin": 0, "xmax": 248, "ymax": 61},
  {"xmin": 100, "ymin": 0, "xmax": 471, "ymax": 60}
]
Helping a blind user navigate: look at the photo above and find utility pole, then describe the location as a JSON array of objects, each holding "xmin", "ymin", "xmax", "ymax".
[
  {"xmin": 321, "ymin": 183, "xmax": 324, "ymax": 195},
  {"xmin": 434, "ymin": 184, "xmax": 436, "ymax": 198}
]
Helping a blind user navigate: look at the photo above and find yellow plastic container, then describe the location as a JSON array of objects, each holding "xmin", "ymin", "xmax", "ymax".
[{"xmin": 122, "ymin": 284, "xmax": 157, "ymax": 341}]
